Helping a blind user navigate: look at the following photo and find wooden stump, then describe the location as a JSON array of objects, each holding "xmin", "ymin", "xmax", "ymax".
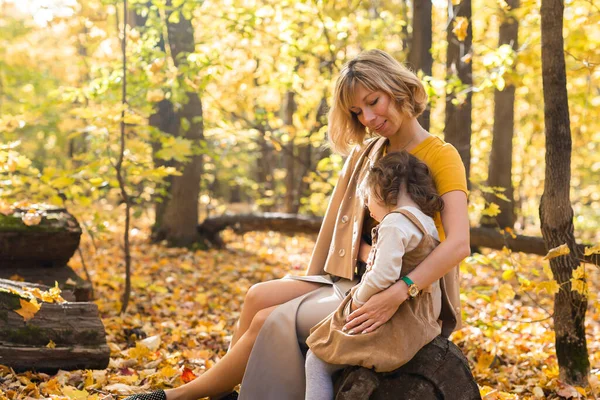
[
  {"xmin": 0, "ymin": 207, "xmax": 81, "ymax": 268},
  {"xmin": 333, "ymin": 336, "xmax": 481, "ymax": 400},
  {"xmin": 0, "ymin": 206, "xmax": 91, "ymax": 301},
  {"xmin": 0, "ymin": 279, "xmax": 109, "ymax": 372}
]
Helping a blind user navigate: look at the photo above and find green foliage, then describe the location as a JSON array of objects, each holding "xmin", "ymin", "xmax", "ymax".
[{"xmin": 0, "ymin": 0, "xmax": 598, "ymax": 239}]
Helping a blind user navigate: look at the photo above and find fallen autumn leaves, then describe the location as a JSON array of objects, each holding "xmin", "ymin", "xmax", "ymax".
[{"xmin": 0, "ymin": 220, "xmax": 599, "ymax": 399}]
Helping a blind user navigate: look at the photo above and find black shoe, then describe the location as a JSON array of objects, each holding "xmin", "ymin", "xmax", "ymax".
[
  {"xmin": 123, "ymin": 390, "xmax": 166, "ymax": 400},
  {"xmin": 216, "ymin": 392, "xmax": 239, "ymax": 400}
]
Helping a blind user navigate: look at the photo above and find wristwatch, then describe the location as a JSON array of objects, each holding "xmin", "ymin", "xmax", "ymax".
[{"xmin": 401, "ymin": 276, "xmax": 421, "ymax": 299}]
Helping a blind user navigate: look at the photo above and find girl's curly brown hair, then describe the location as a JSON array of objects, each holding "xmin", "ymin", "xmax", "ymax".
[{"xmin": 361, "ymin": 151, "xmax": 444, "ymax": 218}]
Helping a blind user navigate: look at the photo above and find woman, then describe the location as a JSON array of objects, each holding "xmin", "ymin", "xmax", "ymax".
[{"xmin": 127, "ymin": 49, "xmax": 469, "ymax": 400}]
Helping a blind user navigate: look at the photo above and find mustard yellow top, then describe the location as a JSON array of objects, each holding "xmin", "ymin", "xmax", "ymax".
[
  {"xmin": 376, "ymin": 135, "xmax": 468, "ymax": 241},
  {"xmin": 409, "ymin": 135, "xmax": 468, "ymax": 241}
]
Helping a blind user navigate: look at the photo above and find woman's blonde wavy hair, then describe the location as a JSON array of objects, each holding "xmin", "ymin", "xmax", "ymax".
[{"xmin": 328, "ymin": 49, "xmax": 428, "ymax": 155}]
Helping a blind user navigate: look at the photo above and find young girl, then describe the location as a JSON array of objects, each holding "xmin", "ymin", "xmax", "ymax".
[{"xmin": 304, "ymin": 150, "xmax": 445, "ymax": 400}]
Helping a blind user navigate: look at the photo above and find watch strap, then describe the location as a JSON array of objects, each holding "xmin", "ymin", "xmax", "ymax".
[{"xmin": 401, "ymin": 276, "xmax": 415, "ymax": 286}]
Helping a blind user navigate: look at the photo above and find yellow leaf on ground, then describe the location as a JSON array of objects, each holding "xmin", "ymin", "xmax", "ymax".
[
  {"xmin": 61, "ymin": 386, "xmax": 89, "ymax": 400},
  {"xmin": 543, "ymin": 244, "xmax": 570, "ymax": 260},
  {"xmin": 14, "ymin": 298, "xmax": 41, "ymax": 321},
  {"xmin": 148, "ymin": 284, "xmax": 169, "ymax": 294},
  {"xmin": 40, "ymin": 377, "xmax": 61, "ymax": 395},
  {"xmin": 195, "ymin": 293, "xmax": 208, "ymax": 305},
  {"xmin": 501, "ymin": 270, "xmax": 515, "ymax": 281},
  {"xmin": 476, "ymin": 351, "xmax": 494, "ymax": 371},
  {"xmin": 46, "ymin": 340, "xmax": 56, "ymax": 349},
  {"xmin": 84, "ymin": 369, "xmax": 94, "ymax": 388},
  {"xmin": 127, "ymin": 343, "xmax": 152, "ymax": 361},
  {"xmin": 158, "ymin": 365, "xmax": 178, "ymax": 379}
]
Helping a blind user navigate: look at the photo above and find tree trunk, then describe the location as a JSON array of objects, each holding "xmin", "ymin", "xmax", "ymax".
[
  {"xmin": 133, "ymin": 2, "xmax": 178, "ymax": 239},
  {"xmin": 295, "ymin": 95, "xmax": 328, "ymax": 212},
  {"xmin": 256, "ymin": 131, "xmax": 275, "ymax": 211},
  {"xmin": 283, "ymin": 91, "xmax": 297, "ymax": 213},
  {"xmin": 149, "ymin": 100, "xmax": 178, "ymax": 233},
  {"xmin": 444, "ymin": 0, "xmax": 473, "ymax": 187},
  {"xmin": 151, "ymin": 1, "xmax": 204, "ymax": 246},
  {"xmin": 482, "ymin": 0, "xmax": 519, "ymax": 229},
  {"xmin": 407, "ymin": 0, "xmax": 432, "ymax": 131},
  {"xmin": 540, "ymin": 0, "xmax": 590, "ymax": 385}
]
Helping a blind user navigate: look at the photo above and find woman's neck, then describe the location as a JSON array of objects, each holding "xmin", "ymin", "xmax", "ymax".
[{"xmin": 387, "ymin": 118, "xmax": 429, "ymax": 152}]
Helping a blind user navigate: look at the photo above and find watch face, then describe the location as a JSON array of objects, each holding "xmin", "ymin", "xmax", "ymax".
[{"xmin": 409, "ymin": 285, "xmax": 419, "ymax": 297}]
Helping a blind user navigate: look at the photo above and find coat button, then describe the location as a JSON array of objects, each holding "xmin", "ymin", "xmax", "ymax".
[
  {"xmin": 341, "ymin": 215, "xmax": 349, "ymax": 223},
  {"xmin": 339, "ymin": 249, "xmax": 346, "ymax": 257}
]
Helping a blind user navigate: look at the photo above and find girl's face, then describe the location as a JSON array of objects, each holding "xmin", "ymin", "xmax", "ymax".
[
  {"xmin": 367, "ymin": 194, "xmax": 389, "ymax": 223},
  {"xmin": 350, "ymin": 83, "xmax": 404, "ymax": 139}
]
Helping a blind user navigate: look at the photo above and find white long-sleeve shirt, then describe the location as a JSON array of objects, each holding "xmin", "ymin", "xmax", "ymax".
[{"xmin": 352, "ymin": 206, "xmax": 440, "ymax": 308}]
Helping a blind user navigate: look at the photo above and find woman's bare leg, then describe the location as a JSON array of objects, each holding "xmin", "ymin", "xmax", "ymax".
[
  {"xmin": 229, "ymin": 279, "xmax": 321, "ymax": 348},
  {"xmin": 165, "ymin": 306, "xmax": 276, "ymax": 400},
  {"xmin": 165, "ymin": 279, "xmax": 322, "ymax": 400}
]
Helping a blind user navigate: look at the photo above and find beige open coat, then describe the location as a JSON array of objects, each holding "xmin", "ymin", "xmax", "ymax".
[{"xmin": 239, "ymin": 137, "xmax": 462, "ymax": 399}]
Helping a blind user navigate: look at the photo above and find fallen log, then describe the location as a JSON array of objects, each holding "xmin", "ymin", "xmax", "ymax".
[
  {"xmin": 333, "ymin": 336, "xmax": 481, "ymax": 400},
  {"xmin": 0, "ymin": 207, "xmax": 81, "ymax": 268},
  {"xmin": 197, "ymin": 212, "xmax": 322, "ymax": 247},
  {"xmin": 0, "ymin": 265, "xmax": 92, "ymax": 302},
  {"xmin": 469, "ymin": 226, "xmax": 598, "ymax": 265},
  {"xmin": 197, "ymin": 213, "xmax": 599, "ymax": 265},
  {"xmin": 0, "ymin": 279, "xmax": 109, "ymax": 372}
]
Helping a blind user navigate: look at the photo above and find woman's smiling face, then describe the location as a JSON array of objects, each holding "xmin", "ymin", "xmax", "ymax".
[{"xmin": 350, "ymin": 83, "xmax": 403, "ymax": 138}]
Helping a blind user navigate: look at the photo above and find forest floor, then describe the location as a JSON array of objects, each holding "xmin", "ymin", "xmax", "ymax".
[{"xmin": 1, "ymin": 216, "xmax": 599, "ymax": 399}]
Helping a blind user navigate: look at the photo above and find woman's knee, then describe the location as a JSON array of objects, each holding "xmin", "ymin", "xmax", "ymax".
[
  {"xmin": 244, "ymin": 282, "xmax": 271, "ymax": 312},
  {"xmin": 247, "ymin": 307, "xmax": 275, "ymax": 335}
]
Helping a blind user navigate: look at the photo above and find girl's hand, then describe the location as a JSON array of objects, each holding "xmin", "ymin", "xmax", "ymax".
[{"xmin": 343, "ymin": 281, "xmax": 409, "ymax": 334}]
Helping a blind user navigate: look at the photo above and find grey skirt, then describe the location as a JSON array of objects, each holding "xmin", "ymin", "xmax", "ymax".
[{"xmin": 238, "ymin": 274, "xmax": 356, "ymax": 400}]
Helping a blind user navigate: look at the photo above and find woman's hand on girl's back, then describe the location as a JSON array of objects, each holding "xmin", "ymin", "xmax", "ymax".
[{"xmin": 343, "ymin": 282, "xmax": 408, "ymax": 334}]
